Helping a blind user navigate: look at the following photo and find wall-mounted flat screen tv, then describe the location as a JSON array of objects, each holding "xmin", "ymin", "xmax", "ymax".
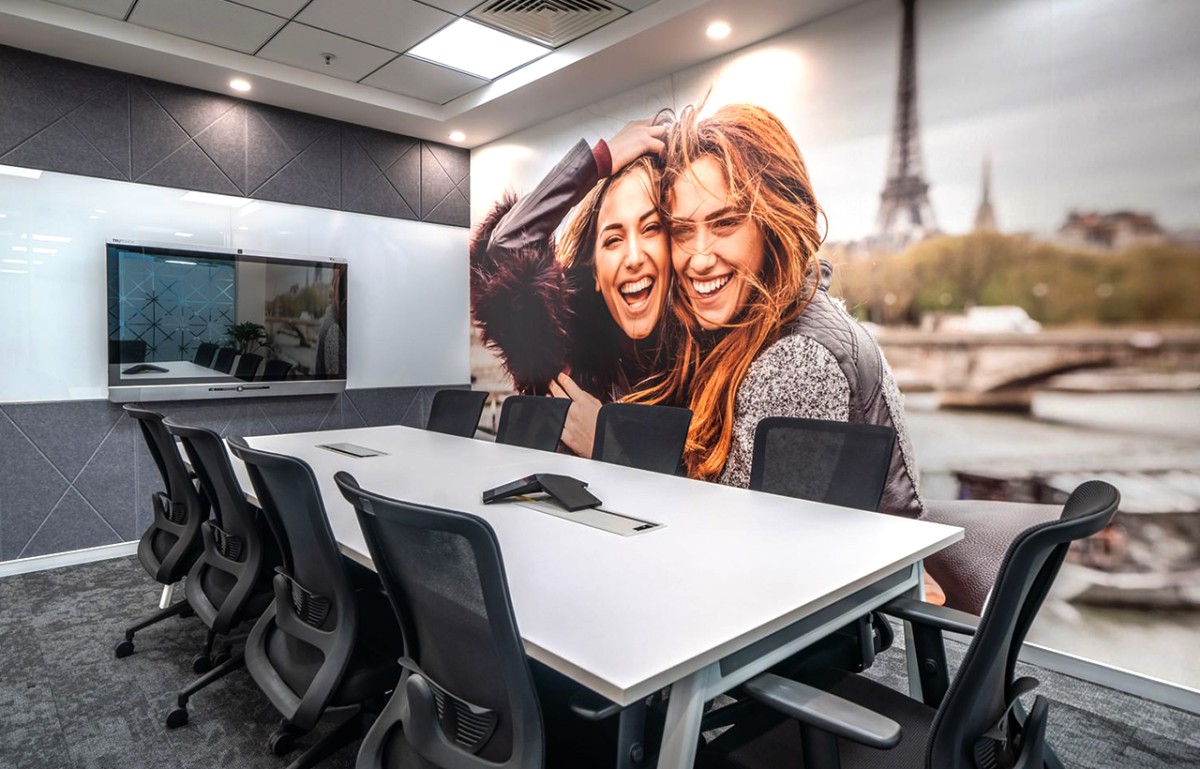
[{"xmin": 106, "ymin": 240, "xmax": 347, "ymax": 403}]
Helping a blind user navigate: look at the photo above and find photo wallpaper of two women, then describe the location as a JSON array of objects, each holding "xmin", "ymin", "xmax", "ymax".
[{"xmin": 469, "ymin": 103, "xmax": 922, "ymax": 520}]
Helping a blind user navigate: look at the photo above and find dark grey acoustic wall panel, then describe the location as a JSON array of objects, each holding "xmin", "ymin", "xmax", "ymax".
[
  {"xmin": 0, "ymin": 387, "xmax": 445, "ymax": 561},
  {"xmin": 0, "ymin": 44, "xmax": 470, "ymax": 227}
]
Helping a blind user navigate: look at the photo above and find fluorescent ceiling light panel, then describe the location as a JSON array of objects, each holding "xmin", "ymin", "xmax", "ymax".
[
  {"xmin": 32, "ymin": 234, "xmax": 71, "ymax": 243},
  {"xmin": 407, "ymin": 19, "xmax": 549, "ymax": 80},
  {"xmin": 0, "ymin": 165, "xmax": 42, "ymax": 179},
  {"xmin": 165, "ymin": 259, "xmax": 198, "ymax": 266},
  {"xmin": 181, "ymin": 191, "xmax": 252, "ymax": 208}
]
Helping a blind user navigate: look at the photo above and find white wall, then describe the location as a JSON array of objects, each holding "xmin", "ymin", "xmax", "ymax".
[{"xmin": 0, "ymin": 169, "xmax": 469, "ymax": 402}]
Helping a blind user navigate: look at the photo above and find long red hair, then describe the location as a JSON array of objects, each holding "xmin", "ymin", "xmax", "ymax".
[{"xmin": 630, "ymin": 103, "xmax": 826, "ymax": 479}]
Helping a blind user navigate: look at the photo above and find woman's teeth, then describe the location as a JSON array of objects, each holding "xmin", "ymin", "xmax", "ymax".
[
  {"xmin": 620, "ymin": 276, "xmax": 654, "ymax": 303},
  {"xmin": 692, "ymin": 275, "xmax": 731, "ymax": 296}
]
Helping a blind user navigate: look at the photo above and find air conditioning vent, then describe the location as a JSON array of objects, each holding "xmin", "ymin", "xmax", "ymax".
[{"xmin": 469, "ymin": 0, "xmax": 628, "ymax": 49}]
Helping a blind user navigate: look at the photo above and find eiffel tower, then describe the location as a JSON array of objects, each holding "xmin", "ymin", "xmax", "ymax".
[{"xmin": 875, "ymin": 0, "xmax": 937, "ymax": 243}]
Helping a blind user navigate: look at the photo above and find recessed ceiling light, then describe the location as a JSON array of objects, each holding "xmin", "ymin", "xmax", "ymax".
[
  {"xmin": 449, "ymin": 131, "xmax": 466, "ymax": 143},
  {"xmin": 230, "ymin": 78, "xmax": 251, "ymax": 92},
  {"xmin": 174, "ymin": 232, "xmax": 194, "ymax": 238},
  {"xmin": 707, "ymin": 21, "xmax": 732, "ymax": 40},
  {"xmin": 408, "ymin": 19, "xmax": 549, "ymax": 80}
]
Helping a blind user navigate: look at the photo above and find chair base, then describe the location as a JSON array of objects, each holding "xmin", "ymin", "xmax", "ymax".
[
  {"xmin": 274, "ymin": 706, "xmax": 379, "ymax": 769},
  {"xmin": 165, "ymin": 650, "xmax": 246, "ymax": 728},
  {"xmin": 114, "ymin": 598, "xmax": 194, "ymax": 657}
]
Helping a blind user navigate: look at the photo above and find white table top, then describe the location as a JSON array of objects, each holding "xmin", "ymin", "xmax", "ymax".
[
  {"xmin": 110, "ymin": 360, "xmax": 237, "ymax": 381},
  {"xmin": 241, "ymin": 425, "xmax": 962, "ymax": 705}
]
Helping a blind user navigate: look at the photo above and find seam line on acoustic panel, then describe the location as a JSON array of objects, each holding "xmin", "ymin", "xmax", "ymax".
[{"xmin": 65, "ymin": 414, "xmax": 128, "ymax": 539}]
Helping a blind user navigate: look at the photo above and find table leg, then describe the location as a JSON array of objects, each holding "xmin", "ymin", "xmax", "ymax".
[
  {"xmin": 657, "ymin": 663, "xmax": 716, "ymax": 769},
  {"xmin": 904, "ymin": 560, "xmax": 926, "ymax": 701}
]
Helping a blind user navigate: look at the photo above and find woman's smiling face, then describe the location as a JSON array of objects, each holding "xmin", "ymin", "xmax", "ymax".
[
  {"xmin": 669, "ymin": 155, "xmax": 765, "ymax": 330},
  {"xmin": 592, "ymin": 167, "xmax": 671, "ymax": 340}
]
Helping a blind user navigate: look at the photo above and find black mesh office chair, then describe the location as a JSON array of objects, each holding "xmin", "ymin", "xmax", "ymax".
[
  {"xmin": 193, "ymin": 342, "xmax": 218, "ymax": 368},
  {"xmin": 335, "ymin": 472, "xmax": 545, "ymax": 769},
  {"xmin": 426, "ymin": 389, "xmax": 489, "ymax": 438},
  {"xmin": 114, "ymin": 406, "xmax": 207, "ymax": 659},
  {"xmin": 749, "ymin": 417, "xmax": 896, "ymax": 510},
  {"xmin": 109, "ymin": 338, "xmax": 148, "ymax": 363},
  {"xmin": 699, "ymin": 481, "xmax": 1120, "ymax": 769},
  {"xmin": 495, "ymin": 395, "xmax": 570, "ymax": 452},
  {"xmin": 263, "ymin": 359, "xmax": 294, "ymax": 381},
  {"xmin": 162, "ymin": 419, "xmax": 280, "ymax": 729},
  {"xmin": 592, "ymin": 402, "xmax": 693, "ymax": 475},
  {"xmin": 228, "ymin": 438, "xmax": 402, "ymax": 766},
  {"xmin": 234, "ymin": 352, "xmax": 263, "ymax": 380},
  {"xmin": 212, "ymin": 347, "xmax": 237, "ymax": 373}
]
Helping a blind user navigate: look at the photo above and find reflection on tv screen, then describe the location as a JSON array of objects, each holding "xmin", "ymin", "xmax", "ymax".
[{"xmin": 106, "ymin": 242, "xmax": 347, "ymax": 387}]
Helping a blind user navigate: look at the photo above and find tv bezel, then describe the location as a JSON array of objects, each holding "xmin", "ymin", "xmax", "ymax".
[{"xmin": 106, "ymin": 239, "xmax": 348, "ymax": 404}]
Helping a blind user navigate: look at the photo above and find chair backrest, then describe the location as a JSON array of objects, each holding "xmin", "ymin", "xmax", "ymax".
[
  {"xmin": 164, "ymin": 418, "xmax": 273, "ymax": 633},
  {"xmin": 336, "ymin": 473, "xmax": 543, "ymax": 769},
  {"xmin": 495, "ymin": 395, "xmax": 569, "ymax": 452},
  {"xmin": 123, "ymin": 405, "xmax": 207, "ymax": 583},
  {"xmin": 227, "ymin": 437, "xmax": 361, "ymax": 729},
  {"xmin": 212, "ymin": 347, "xmax": 237, "ymax": 373},
  {"xmin": 427, "ymin": 389, "xmax": 489, "ymax": 438},
  {"xmin": 193, "ymin": 342, "xmax": 218, "ymax": 367},
  {"xmin": 109, "ymin": 339, "xmax": 147, "ymax": 363},
  {"xmin": 591, "ymin": 402, "xmax": 693, "ymax": 475},
  {"xmin": 233, "ymin": 352, "xmax": 263, "ymax": 380},
  {"xmin": 262, "ymin": 359, "xmax": 293, "ymax": 381},
  {"xmin": 749, "ymin": 417, "xmax": 896, "ymax": 511},
  {"xmin": 927, "ymin": 481, "xmax": 1120, "ymax": 768}
]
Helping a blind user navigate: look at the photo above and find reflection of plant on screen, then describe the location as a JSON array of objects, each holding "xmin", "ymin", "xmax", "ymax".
[{"xmin": 224, "ymin": 321, "xmax": 269, "ymax": 354}]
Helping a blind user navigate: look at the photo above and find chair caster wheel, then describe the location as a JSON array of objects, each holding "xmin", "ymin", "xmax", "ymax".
[
  {"xmin": 191, "ymin": 654, "xmax": 212, "ymax": 674},
  {"xmin": 165, "ymin": 707, "xmax": 189, "ymax": 729},
  {"xmin": 268, "ymin": 728, "xmax": 298, "ymax": 756},
  {"xmin": 211, "ymin": 650, "xmax": 232, "ymax": 667},
  {"xmin": 114, "ymin": 640, "xmax": 135, "ymax": 658}
]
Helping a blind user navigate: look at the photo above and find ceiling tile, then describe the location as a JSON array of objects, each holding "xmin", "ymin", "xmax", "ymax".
[
  {"xmin": 45, "ymin": 0, "xmax": 135, "ymax": 20},
  {"xmin": 234, "ymin": 0, "xmax": 309, "ymax": 17},
  {"xmin": 297, "ymin": 0, "xmax": 454, "ymax": 54},
  {"xmin": 128, "ymin": 0, "xmax": 286, "ymax": 54},
  {"xmin": 257, "ymin": 22, "xmax": 397, "ymax": 81},
  {"xmin": 615, "ymin": 0, "xmax": 661, "ymax": 10},
  {"xmin": 418, "ymin": 0, "xmax": 481, "ymax": 15},
  {"xmin": 362, "ymin": 54, "xmax": 486, "ymax": 104}
]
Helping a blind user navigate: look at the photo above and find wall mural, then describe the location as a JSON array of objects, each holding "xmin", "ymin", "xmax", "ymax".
[{"xmin": 469, "ymin": 0, "xmax": 1200, "ymax": 690}]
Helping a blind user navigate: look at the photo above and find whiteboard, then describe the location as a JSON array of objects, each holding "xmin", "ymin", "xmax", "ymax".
[{"xmin": 0, "ymin": 168, "xmax": 469, "ymax": 402}]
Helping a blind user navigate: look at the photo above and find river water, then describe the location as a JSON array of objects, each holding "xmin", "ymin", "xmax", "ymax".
[{"xmin": 902, "ymin": 389, "xmax": 1200, "ymax": 689}]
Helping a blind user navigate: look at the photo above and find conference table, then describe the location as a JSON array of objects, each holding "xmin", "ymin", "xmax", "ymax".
[{"xmin": 235, "ymin": 425, "xmax": 962, "ymax": 769}]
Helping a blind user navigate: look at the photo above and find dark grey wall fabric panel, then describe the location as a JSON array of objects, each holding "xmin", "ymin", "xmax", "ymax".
[
  {"xmin": 0, "ymin": 387, "xmax": 444, "ymax": 561},
  {"xmin": 0, "ymin": 44, "xmax": 469, "ymax": 227}
]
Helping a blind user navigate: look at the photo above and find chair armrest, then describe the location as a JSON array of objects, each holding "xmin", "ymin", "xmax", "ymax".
[
  {"xmin": 568, "ymin": 688, "xmax": 622, "ymax": 721},
  {"xmin": 743, "ymin": 674, "xmax": 901, "ymax": 750},
  {"xmin": 882, "ymin": 597, "xmax": 979, "ymax": 636}
]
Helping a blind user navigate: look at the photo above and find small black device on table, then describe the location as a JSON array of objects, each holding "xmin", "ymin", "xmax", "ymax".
[{"xmin": 482, "ymin": 473, "xmax": 602, "ymax": 512}]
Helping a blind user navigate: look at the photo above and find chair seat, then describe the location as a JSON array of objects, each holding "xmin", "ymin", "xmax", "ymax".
[
  {"xmin": 702, "ymin": 671, "xmax": 933, "ymax": 769},
  {"xmin": 261, "ymin": 585, "xmax": 401, "ymax": 709}
]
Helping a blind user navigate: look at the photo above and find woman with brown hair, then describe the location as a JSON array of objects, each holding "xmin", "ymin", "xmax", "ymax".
[
  {"xmin": 635, "ymin": 103, "xmax": 924, "ymax": 518},
  {"xmin": 471, "ymin": 118, "xmax": 675, "ymax": 454}
]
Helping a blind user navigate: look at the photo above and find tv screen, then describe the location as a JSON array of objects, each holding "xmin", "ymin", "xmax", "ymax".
[{"xmin": 106, "ymin": 240, "xmax": 348, "ymax": 402}]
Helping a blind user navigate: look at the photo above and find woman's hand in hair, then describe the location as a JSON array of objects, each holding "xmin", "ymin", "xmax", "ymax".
[
  {"xmin": 607, "ymin": 119, "xmax": 668, "ymax": 175},
  {"xmin": 549, "ymin": 372, "xmax": 602, "ymax": 458}
]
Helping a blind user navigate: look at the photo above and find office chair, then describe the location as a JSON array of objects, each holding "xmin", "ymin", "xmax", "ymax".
[
  {"xmin": 495, "ymin": 395, "xmax": 570, "ymax": 452},
  {"xmin": 749, "ymin": 417, "xmax": 896, "ymax": 511},
  {"xmin": 335, "ymin": 472, "xmax": 545, "ymax": 769},
  {"xmin": 162, "ymin": 419, "xmax": 280, "ymax": 728},
  {"xmin": 193, "ymin": 342, "xmax": 218, "ymax": 368},
  {"xmin": 114, "ymin": 406, "xmax": 207, "ymax": 659},
  {"xmin": 426, "ymin": 389, "xmax": 489, "ymax": 438},
  {"xmin": 263, "ymin": 359, "xmax": 294, "ymax": 381},
  {"xmin": 109, "ymin": 338, "xmax": 148, "ymax": 363},
  {"xmin": 591, "ymin": 402, "xmax": 693, "ymax": 475},
  {"xmin": 699, "ymin": 418, "xmax": 898, "ymax": 735},
  {"xmin": 226, "ymin": 438, "xmax": 402, "ymax": 768},
  {"xmin": 697, "ymin": 480, "xmax": 1120, "ymax": 769},
  {"xmin": 212, "ymin": 347, "xmax": 237, "ymax": 373},
  {"xmin": 234, "ymin": 352, "xmax": 263, "ymax": 380}
]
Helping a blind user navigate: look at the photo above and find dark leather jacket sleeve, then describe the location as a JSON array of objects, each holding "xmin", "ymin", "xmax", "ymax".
[{"xmin": 486, "ymin": 139, "xmax": 600, "ymax": 255}]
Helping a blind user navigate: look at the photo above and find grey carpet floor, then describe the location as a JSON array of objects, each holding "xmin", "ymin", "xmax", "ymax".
[{"xmin": 2, "ymin": 556, "xmax": 1199, "ymax": 769}]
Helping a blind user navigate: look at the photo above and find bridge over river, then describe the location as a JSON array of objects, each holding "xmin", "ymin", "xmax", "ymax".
[{"xmin": 875, "ymin": 327, "xmax": 1200, "ymax": 407}]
